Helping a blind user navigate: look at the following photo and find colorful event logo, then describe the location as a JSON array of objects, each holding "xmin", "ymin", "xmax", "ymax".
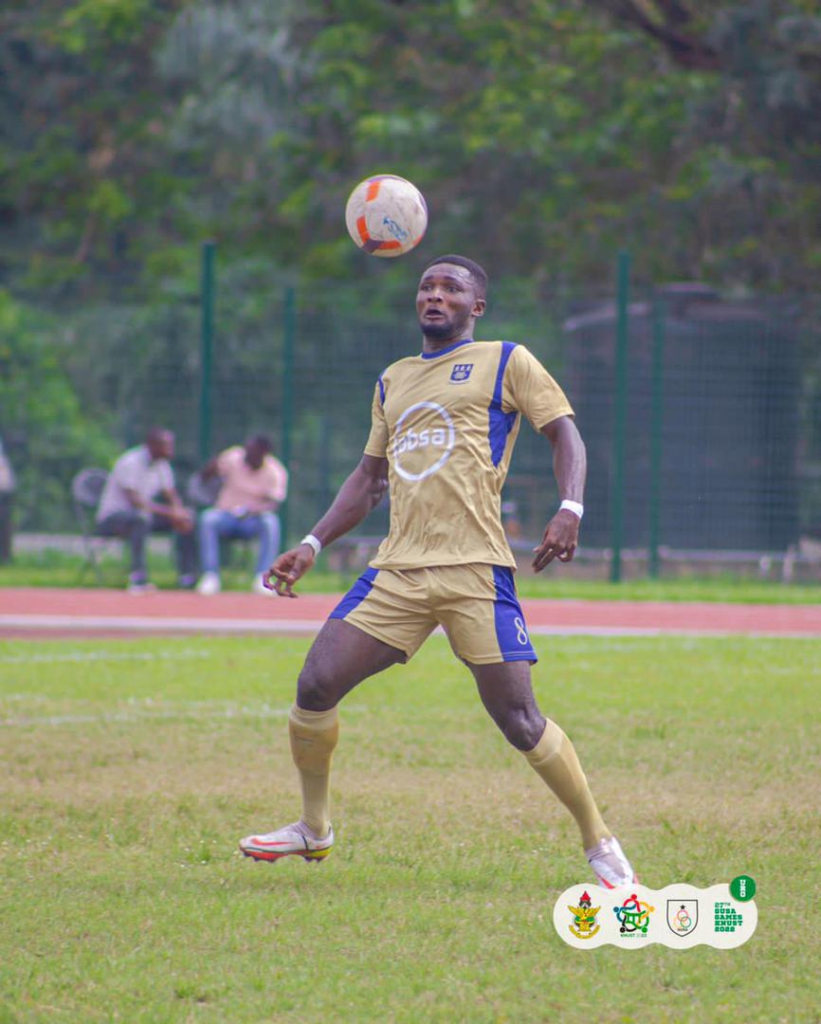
[
  {"xmin": 568, "ymin": 891, "xmax": 601, "ymax": 940},
  {"xmin": 613, "ymin": 893, "xmax": 655, "ymax": 937}
]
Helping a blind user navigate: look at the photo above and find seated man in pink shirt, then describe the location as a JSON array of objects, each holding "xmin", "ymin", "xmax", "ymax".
[{"xmin": 195, "ymin": 434, "xmax": 288, "ymax": 595}]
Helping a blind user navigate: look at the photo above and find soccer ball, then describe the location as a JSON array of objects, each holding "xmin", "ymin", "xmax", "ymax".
[{"xmin": 345, "ymin": 174, "xmax": 428, "ymax": 258}]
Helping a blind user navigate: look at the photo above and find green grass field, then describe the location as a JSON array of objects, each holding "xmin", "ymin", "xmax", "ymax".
[{"xmin": 1, "ymin": 633, "xmax": 819, "ymax": 1023}]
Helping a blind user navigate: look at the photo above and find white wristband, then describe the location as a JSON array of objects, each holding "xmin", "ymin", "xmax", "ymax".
[
  {"xmin": 300, "ymin": 534, "xmax": 322, "ymax": 557},
  {"xmin": 559, "ymin": 499, "xmax": 584, "ymax": 520}
]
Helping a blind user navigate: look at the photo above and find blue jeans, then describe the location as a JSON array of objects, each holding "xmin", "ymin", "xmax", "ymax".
[{"xmin": 198, "ymin": 508, "xmax": 281, "ymax": 575}]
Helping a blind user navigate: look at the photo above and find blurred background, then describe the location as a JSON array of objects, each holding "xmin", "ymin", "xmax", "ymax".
[{"xmin": 1, "ymin": 0, "xmax": 820, "ymax": 580}]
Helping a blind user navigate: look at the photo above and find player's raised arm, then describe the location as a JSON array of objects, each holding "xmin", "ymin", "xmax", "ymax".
[
  {"xmin": 266, "ymin": 455, "xmax": 389, "ymax": 597},
  {"xmin": 532, "ymin": 415, "xmax": 587, "ymax": 572}
]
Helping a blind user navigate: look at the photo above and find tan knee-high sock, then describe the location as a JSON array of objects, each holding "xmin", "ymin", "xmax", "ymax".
[
  {"xmin": 524, "ymin": 719, "xmax": 610, "ymax": 850},
  {"xmin": 289, "ymin": 704, "xmax": 339, "ymax": 839}
]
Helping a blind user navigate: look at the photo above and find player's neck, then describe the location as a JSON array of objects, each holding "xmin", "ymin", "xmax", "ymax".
[{"xmin": 421, "ymin": 332, "xmax": 474, "ymax": 356}]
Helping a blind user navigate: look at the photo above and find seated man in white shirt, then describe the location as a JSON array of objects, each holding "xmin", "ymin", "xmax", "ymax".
[
  {"xmin": 195, "ymin": 434, "xmax": 288, "ymax": 595},
  {"xmin": 95, "ymin": 427, "xmax": 197, "ymax": 593}
]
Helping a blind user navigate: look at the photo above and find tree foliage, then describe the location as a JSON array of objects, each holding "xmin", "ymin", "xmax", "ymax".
[
  {"xmin": 2, "ymin": 0, "xmax": 820, "ymax": 295},
  {"xmin": 0, "ymin": 290, "xmax": 117, "ymax": 529},
  {"xmin": 1, "ymin": 0, "xmax": 820, "ymax": 529}
]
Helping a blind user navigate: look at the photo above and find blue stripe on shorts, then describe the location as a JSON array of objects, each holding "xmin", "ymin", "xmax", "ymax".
[
  {"xmin": 492, "ymin": 565, "xmax": 537, "ymax": 662},
  {"xmin": 330, "ymin": 566, "xmax": 379, "ymax": 619}
]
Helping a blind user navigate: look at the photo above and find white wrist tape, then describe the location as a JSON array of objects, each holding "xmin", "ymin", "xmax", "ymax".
[
  {"xmin": 559, "ymin": 499, "xmax": 584, "ymax": 520},
  {"xmin": 300, "ymin": 534, "xmax": 322, "ymax": 557}
]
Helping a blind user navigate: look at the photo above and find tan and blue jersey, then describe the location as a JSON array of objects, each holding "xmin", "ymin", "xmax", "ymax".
[
  {"xmin": 364, "ymin": 339, "xmax": 573, "ymax": 570},
  {"xmin": 330, "ymin": 338, "xmax": 573, "ymax": 664}
]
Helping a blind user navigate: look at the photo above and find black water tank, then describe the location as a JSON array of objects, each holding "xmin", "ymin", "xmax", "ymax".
[{"xmin": 563, "ymin": 285, "xmax": 800, "ymax": 551}]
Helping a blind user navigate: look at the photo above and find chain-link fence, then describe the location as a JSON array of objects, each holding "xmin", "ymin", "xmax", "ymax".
[{"xmin": 3, "ymin": 249, "xmax": 820, "ymax": 579}]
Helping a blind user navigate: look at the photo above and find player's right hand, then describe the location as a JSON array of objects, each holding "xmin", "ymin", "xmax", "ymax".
[{"xmin": 265, "ymin": 545, "xmax": 316, "ymax": 597}]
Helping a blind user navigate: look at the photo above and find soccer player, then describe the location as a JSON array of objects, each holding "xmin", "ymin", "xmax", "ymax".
[{"xmin": 240, "ymin": 255, "xmax": 637, "ymax": 888}]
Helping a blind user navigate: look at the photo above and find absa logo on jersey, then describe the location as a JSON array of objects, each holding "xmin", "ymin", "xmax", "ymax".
[{"xmin": 393, "ymin": 401, "xmax": 455, "ymax": 482}]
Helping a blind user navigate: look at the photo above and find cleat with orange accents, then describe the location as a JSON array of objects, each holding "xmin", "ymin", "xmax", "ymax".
[
  {"xmin": 585, "ymin": 835, "xmax": 637, "ymax": 889},
  {"xmin": 239, "ymin": 821, "xmax": 334, "ymax": 863}
]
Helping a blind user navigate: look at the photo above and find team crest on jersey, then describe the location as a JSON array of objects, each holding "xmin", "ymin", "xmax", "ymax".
[{"xmin": 449, "ymin": 363, "xmax": 474, "ymax": 384}]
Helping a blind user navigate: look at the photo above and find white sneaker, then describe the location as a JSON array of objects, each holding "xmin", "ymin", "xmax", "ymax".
[
  {"xmin": 127, "ymin": 581, "xmax": 157, "ymax": 595},
  {"xmin": 585, "ymin": 835, "xmax": 637, "ymax": 889},
  {"xmin": 196, "ymin": 571, "xmax": 221, "ymax": 596},
  {"xmin": 252, "ymin": 573, "xmax": 273, "ymax": 595},
  {"xmin": 239, "ymin": 821, "xmax": 334, "ymax": 863}
]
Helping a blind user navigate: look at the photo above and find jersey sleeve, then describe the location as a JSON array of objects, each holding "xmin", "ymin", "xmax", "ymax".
[
  {"xmin": 363, "ymin": 377, "xmax": 389, "ymax": 458},
  {"xmin": 502, "ymin": 345, "xmax": 574, "ymax": 431}
]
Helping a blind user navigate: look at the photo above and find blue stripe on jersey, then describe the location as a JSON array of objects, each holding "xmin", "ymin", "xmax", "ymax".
[
  {"xmin": 330, "ymin": 566, "xmax": 379, "ymax": 619},
  {"xmin": 378, "ymin": 375, "xmax": 386, "ymax": 405},
  {"xmin": 488, "ymin": 341, "xmax": 519, "ymax": 467},
  {"xmin": 420, "ymin": 338, "xmax": 474, "ymax": 360},
  {"xmin": 492, "ymin": 565, "xmax": 537, "ymax": 662}
]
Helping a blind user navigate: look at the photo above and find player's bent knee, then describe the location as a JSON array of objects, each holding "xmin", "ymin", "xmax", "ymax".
[
  {"xmin": 295, "ymin": 664, "xmax": 339, "ymax": 711},
  {"xmin": 498, "ymin": 706, "xmax": 546, "ymax": 752}
]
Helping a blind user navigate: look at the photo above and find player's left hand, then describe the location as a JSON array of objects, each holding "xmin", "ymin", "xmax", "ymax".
[
  {"xmin": 532, "ymin": 510, "xmax": 579, "ymax": 572},
  {"xmin": 264, "ymin": 544, "xmax": 316, "ymax": 597}
]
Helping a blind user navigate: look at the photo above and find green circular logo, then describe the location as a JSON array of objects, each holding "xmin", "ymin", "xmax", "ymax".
[{"xmin": 730, "ymin": 875, "xmax": 756, "ymax": 902}]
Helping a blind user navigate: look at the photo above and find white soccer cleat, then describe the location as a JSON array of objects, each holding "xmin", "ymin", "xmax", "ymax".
[
  {"xmin": 585, "ymin": 835, "xmax": 637, "ymax": 889},
  {"xmin": 239, "ymin": 821, "xmax": 334, "ymax": 863},
  {"xmin": 196, "ymin": 571, "xmax": 221, "ymax": 596}
]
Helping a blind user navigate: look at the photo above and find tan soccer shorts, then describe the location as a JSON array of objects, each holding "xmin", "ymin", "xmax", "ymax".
[{"xmin": 328, "ymin": 563, "xmax": 537, "ymax": 664}]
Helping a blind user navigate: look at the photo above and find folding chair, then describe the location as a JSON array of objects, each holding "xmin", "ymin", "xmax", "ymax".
[
  {"xmin": 187, "ymin": 470, "xmax": 222, "ymax": 509},
  {"xmin": 71, "ymin": 467, "xmax": 109, "ymax": 583}
]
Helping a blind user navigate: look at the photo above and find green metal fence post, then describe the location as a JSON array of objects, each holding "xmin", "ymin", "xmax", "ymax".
[
  {"xmin": 198, "ymin": 241, "xmax": 215, "ymax": 464},
  {"xmin": 609, "ymin": 250, "xmax": 631, "ymax": 584},
  {"xmin": 280, "ymin": 287, "xmax": 296, "ymax": 550},
  {"xmin": 648, "ymin": 297, "xmax": 666, "ymax": 579}
]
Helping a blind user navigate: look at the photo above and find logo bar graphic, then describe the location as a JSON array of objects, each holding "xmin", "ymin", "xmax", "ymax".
[{"xmin": 554, "ymin": 881, "xmax": 757, "ymax": 950}]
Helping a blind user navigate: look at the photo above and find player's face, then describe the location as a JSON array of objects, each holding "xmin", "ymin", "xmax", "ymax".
[
  {"xmin": 244, "ymin": 438, "xmax": 268, "ymax": 469},
  {"xmin": 416, "ymin": 264, "xmax": 485, "ymax": 343},
  {"xmin": 149, "ymin": 431, "xmax": 174, "ymax": 461}
]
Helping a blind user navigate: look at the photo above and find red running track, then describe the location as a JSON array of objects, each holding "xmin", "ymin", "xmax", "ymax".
[{"xmin": 0, "ymin": 587, "xmax": 819, "ymax": 639}]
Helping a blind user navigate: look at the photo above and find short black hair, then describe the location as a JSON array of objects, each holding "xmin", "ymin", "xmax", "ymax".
[
  {"xmin": 146, "ymin": 426, "xmax": 172, "ymax": 445},
  {"xmin": 423, "ymin": 254, "xmax": 488, "ymax": 297},
  {"xmin": 246, "ymin": 433, "xmax": 273, "ymax": 452}
]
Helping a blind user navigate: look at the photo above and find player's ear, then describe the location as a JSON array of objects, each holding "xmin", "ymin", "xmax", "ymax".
[{"xmin": 473, "ymin": 298, "xmax": 486, "ymax": 317}]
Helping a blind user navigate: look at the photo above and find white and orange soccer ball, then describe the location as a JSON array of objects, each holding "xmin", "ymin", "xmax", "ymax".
[{"xmin": 345, "ymin": 174, "xmax": 428, "ymax": 258}]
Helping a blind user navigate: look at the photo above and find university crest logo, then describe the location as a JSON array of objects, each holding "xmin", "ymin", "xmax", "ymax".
[
  {"xmin": 568, "ymin": 891, "xmax": 600, "ymax": 940},
  {"xmin": 667, "ymin": 900, "xmax": 698, "ymax": 937},
  {"xmin": 449, "ymin": 363, "xmax": 473, "ymax": 384}
]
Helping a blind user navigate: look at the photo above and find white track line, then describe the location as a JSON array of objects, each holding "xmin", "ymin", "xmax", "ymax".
[
  {"xmin": 0, "ymin": 615, "xmax": 321, "ymax": 634},
  {"xmin": 1, "ymin": 613, "xmax": 819, "ymax": 639},
  {"xmin": 0, "ymin": 705, "xmax": 293, "ymax": 728},
  {"xmin": 0, "ymin": 701, "xmax": 369, "ymax": 729},
  {"xmin": 0, "ymin": 648, "xmax": 211, "ymax": 664}
]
